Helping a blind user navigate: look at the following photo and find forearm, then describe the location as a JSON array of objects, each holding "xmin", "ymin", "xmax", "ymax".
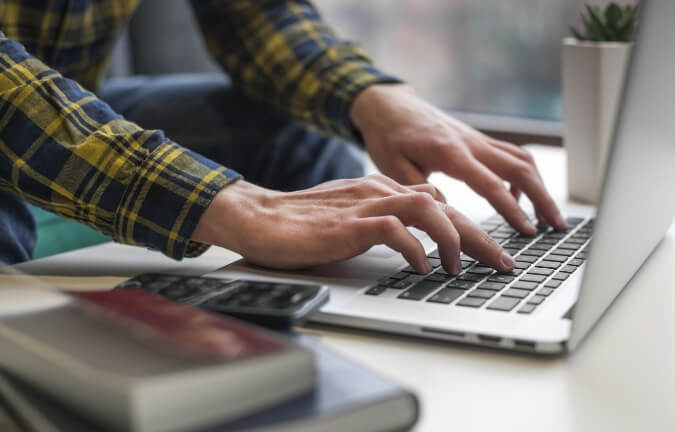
[
  {"xmin": 190, "ymin": 0, "xmax": 402, "ymax": 143},
  {"xmin": 0, "ymin": 33, "xmax": 241, "ymax": 259}
]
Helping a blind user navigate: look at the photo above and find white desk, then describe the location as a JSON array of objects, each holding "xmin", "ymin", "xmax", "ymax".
[{"xmin": 12, "ymin": 146, "xmax": 675, "ymax": 432}]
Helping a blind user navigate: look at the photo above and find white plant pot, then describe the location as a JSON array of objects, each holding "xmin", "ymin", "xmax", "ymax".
[{"xmin": 562, "ymin": 37, "xmax": 632, "ymax": 204}]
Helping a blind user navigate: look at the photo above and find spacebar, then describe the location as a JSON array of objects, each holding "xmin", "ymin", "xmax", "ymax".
[{"xmin": 398, "ymin": 281, "xmax": 444, "ymax": 301}]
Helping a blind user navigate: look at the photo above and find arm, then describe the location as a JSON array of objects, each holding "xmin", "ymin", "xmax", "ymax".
[
  {"xmin": 189, "ymin": 0, "xmax": 401, "ymax": 143},
  {"xmin": 0, "ymin": 33, "xmax": 241, "ymax": 260}
]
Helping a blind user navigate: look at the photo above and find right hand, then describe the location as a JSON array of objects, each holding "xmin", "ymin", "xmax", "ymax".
[{"xmin": 192, "ymin": 174, "xmax": 515, "ymax": 275}]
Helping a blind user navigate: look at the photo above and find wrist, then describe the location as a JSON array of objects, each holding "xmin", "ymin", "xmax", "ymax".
[
  {"xmin": 192, "ymin": 180, "xmax": 274, "ymax": 253},
  {"xmin": 349, "ymin": 83, "xmax": 415, "ymax": 134}
]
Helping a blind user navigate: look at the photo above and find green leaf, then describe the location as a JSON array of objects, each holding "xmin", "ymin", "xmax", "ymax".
[{"xmin": 605, "ymin": 3, "xmax": 622, "ymax": 26}]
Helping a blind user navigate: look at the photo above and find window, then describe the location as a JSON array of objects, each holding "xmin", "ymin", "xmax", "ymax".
[{"xmin": 315, "ymin": 1, "xmax": 626, "ymax": 122}]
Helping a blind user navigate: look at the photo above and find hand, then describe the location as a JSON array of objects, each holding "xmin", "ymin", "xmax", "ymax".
[
  {"xmin": 192, "ymin": 176, "xmax": 515, "ymax": 274},
  {"xmin": 350, "ymin": 84, "xmax": 567, "ymax": 234}
]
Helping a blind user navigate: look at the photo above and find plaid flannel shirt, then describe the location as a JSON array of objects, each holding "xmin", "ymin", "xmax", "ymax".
[{"xmin": 0, "ymin": 0, "xmax": 400, "ymax": 259}]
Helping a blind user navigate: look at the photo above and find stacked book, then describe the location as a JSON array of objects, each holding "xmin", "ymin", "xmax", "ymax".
[{"xmin": 0, "ymin": 286, "xmax": 418, "ymax": 431}]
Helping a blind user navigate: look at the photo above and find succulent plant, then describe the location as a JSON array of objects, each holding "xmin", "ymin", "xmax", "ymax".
[{"xmin": 570, "ymin": 2, "xmax": 638, "ymax": 42}]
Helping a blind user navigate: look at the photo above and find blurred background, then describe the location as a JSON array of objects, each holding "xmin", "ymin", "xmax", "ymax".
[{"xmin": 111, "ymin": 0, "xmax": 637, "ymax": 124}]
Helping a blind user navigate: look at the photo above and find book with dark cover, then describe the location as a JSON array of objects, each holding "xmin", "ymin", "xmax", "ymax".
[{"xmin": 0, "ymin": 334, "xmax": 419, "ymax": 432}]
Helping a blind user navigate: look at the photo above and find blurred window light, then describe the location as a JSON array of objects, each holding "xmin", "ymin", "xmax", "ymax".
[{"xmin": 315, "ymin": 1, "xmax": 610, "ymax": 121}]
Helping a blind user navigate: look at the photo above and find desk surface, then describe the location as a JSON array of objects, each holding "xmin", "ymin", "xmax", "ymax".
[{"xmin": 12, "ymin": 146, "xmax": 675, "ymax": 432}]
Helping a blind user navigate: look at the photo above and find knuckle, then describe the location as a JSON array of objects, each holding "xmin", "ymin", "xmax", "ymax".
[
  {"xmin": 377, "ymin": 215, "xmax": 401, "ymax": 234},
  {"xmin": 519, "ymin": 148, "xmax": 536, "ymax": 164}
]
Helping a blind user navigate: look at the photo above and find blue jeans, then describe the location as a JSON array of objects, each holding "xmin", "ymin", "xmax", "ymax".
[{"xmin": 0, "ymin": 73, "xmax": 364, "ymax": 264}]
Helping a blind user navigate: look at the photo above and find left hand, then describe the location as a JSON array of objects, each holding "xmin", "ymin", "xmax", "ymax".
[{"xmin": 350, "ymin": 84, "xmax": 566, "ymax": 234}]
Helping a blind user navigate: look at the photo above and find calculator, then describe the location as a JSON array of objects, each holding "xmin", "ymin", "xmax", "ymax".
[{"xmin": 115, "ymin": 273, "xmax": 329, "ymax": 329}]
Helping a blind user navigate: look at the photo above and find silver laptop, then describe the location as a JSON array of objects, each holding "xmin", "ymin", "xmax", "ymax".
[{"xmin": 214, "ymin": 0, "xmax": 675, "ymax": 354}]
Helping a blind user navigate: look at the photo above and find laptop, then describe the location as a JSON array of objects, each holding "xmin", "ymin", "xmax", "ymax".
[{"xmin": 213, "ymin": 0, "xmax": 675, "ymax": 354}]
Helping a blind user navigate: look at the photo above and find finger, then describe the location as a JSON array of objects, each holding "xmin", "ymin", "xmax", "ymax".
[
  {"xmin": 408, "ymin": 183, "xmax": 440, "ymax": 199},
  {"xmin": 441, "ymin": 204, "xmax": 515, "ymax": 272},
  {"xmin": 356, "ymin": 216, "xmax": 431, "ymax": 274},
  {"xmin": 358, "ymin": 193, "xmax": 462, "ymax": 274},
  {"xmin": 454, "ymin": 157, "xmax": 537, "ymax": 235},
  {"xmin": 490, "ymin": 141, "xmax": 566, "ymax": 230},
  {"xmin": 481, "ymin": 146, "xmax": 566, "ymax": 230},
  {"xmin": 509, "ymin": 183, "xmax": 522, "ymax": 202}
]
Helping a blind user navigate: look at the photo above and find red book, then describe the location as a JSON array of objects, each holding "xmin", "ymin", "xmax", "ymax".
[{"xmin": 68, "ymin": 289, "xmax": 287, "ymax": 361}]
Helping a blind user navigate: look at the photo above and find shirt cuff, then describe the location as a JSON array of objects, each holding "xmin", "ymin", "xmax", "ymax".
[
  {"xmin": 113, "ymin": 141, "xmax": 241, "ymax": 260},
  {"xmin": 323, "ymin": 64, "xmax": 403, "ymax": 145}
]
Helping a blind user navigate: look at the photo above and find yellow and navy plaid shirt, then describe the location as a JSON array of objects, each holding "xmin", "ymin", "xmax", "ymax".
[{"xmin": 0, "ymin": 0, "xmax": 399, "ymax": 259}]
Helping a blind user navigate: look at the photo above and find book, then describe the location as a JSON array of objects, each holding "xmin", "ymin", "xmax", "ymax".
[
  {"xmin": 0, "ymin": 288, "xmax": 315, "ymax": 432},
  {"xmin": 0, "ymin": 334, "xmax": 419, "ymax": 432}
]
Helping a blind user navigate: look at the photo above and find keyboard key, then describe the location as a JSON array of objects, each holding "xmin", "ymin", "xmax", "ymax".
[
  {"xmin": 487, "ymin": 296, "xmax": 521, "ymax": 311},
  {"xmin": 390, "ymin": 272, "xmax": 410, "ymax": 280},
  {"xmin": 457, "ymin": 297, "xmax": 487, "ymax": 308},
  {"xmin": 517, "ymin": 255, "xmax": 538, "ymax": 263},
  {"xmin": 559, "ymin": 242, "xmax": 581, "ymax": 250},
  {"xmin": 529, "ymin": 243, "xmax": 552, "ymax": 251},
  {"xmin": 488, "ymin": 274, "xmax": 515, "ymax": 284},
  {"xmin": 458, "ymin": 273, "xmax": 485, "ymax": 282},
  {"xmin": 511, "ymin": 281, "xmax": 538, "ymax": 290},
  {"xmin": 467, "ymin": 288, "xmax": 497, "ymax": 299},
  {"xmin": 478, "ymin": 281, "xmax": 507, "ymax": 291},
  {"xmin": 461, "ymin": 261, "xmax": 473, "ymax": 269},
  {"xmin": 520, "ymin": 249, "xmax": 546, "ymax": 257},
  {"xmin": 537, "ymin": 261, "xmax": 561, "ymax": 269},
  {"xmin": 510, "ymin": 269, "xmax": 524, "ymax": 276},
  {"xmin": 378, "ymin": 278, "xmax": 398, "ymax": 286},
  {"xmin": 404, "ymin": 274, "xmax": 426, "ymax": 283},
  {"xmin": 544, "ymin": 280, "xmax": 563, "ymax": 288},
  {"xmin": 503, "ymin": 248, "xmax": 520, "ymax": 256},
  {"xmin": 577, "ymin": 252, "xmax": 589, "ymax": 259},
  {"xmin": 529, "ymin": 267, "xmax": 554, "ymax": 276},
  {"xmin": 527, "ymin": 295, "xmax": 546, "ymax": 305},
  {"xmin": 568, "ymin": 259, "xmax": 584, "ymax": 266},
  {"xmin": 544, "ymin": 254, "xmax": 568, "ymax": 262},
  {"xmin": 552, "ymin": 272, "xmax": 571, "ymax": 281},
  {"xmin": 401, "ymin": 266, "xmax": 427, "ymax": 275},
  {"xmin": 504, "ymin": 240, "xmax": 529, "ymax": 249},
  {"xmin": 390, "ymin": 280, "xmax": 413, "ymax": 289},
  {"xmin": 561, "ymin": 265, "xmax": 577, "ymax": 273},
  {"xmin": 427, "ymin": 288, "xmax": 465, "ymax": 304},
  {"xmin": 365, "ymin": 285, "xmax": 387, "ymax": 295},
  {"xmin": 537, "ymin": 287, "xmax": 555, "ymax": 296},
  {"xmin": 520, "ymin": 274, "xmax": 546, "ymax": 283},
  {"xmin": 427, "ymin": 258, "xmax": 442, "ymax": 268},
  {"xmin": 514, "ymin": 261, "xmax": 531, "ymax": 270},
  {"xmin": 447, "ymin": 280, "xmax": 477, "ymax": 290},
  {"xmin": 398, "ymin": 280, "xmax": 444, "ymax": 300},
  {"xmin": 425, "ymin": 273, "xmax": 447, "ymax": 283},
  {"xmin": 467, "ymin": 266, "xmax": 495, "ymax": 276},
  {"xmin": 503, "ymin": 288, "xmax": 530, "ymax": 299},
  {"xmin": 535, "ymin": 238, "xmax": 558, "ymax": 245},
  {"xmin": 536, "ymin": 222, "xmax": 551, "ymax": 233},
  {"xmin": 517, "ymin": 304, "xmax": 537, "ymax": 314},
  {"xmin": 552, "ymin": 248, "xmax": 575, "ymax": 257}
]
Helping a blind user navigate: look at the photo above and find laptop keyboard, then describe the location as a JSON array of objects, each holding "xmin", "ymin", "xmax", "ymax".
[{"xmin": 364, "ymin": 215, "xmax": 594, "ymax": 315}]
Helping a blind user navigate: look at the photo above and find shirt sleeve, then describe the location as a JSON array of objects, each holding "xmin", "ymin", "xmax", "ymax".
[
  {"xmin": 0, "ymin": 32, "xmax": 242, "ymax": 260},
  {"xmin": 190, "ymin": 0, "xmax": 403, "ymax": 144}
]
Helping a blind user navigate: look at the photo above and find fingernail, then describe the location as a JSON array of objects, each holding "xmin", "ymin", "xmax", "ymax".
[{"xmin": 500, "ymin": 252, "xmax": 515, "ymax": 271}]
